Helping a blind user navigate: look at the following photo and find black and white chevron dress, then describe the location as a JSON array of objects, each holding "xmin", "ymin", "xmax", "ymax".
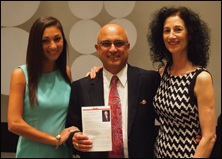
[{"xmin": 153, "ymin": 65, "xmax": 206, "ymax": 158}]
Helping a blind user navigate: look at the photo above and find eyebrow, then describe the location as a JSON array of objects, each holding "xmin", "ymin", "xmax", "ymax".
[
  {"xmin": 42, "ymin": 34, "xmax": 62, "ymax": 39},
  {"xmin": 164, "ymin": 25, "xmax": 183, "ymax": 28}
]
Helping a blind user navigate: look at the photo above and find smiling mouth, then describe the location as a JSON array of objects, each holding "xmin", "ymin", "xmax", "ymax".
[
  {"xmin": 108, "ymin": 55, "xmax": 120, "ymax": 58},
  {"xmin": 168, "ymin": 41, "xmax": 179, "ymax": 45},
  {"xmin": 48, "ymin": 50, "xmax": 58, "ymax": 54}
]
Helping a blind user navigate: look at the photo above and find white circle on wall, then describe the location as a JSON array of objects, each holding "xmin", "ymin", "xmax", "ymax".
[
  {"xmin": 1, "ymin": 27, "xmax": 28, "ymax": 95},
  {"xmin": 69, "ymin": 20, "xmax": 101, "ymax": 54},
  {"xmin": 109, "ymin": 19, "xmax": 137, "ymax": 50},
  {"xmin": 68, "ymin": 1, "xmax": 103, "ymax": 19},
  {"xmin": 71, "ymin": 55, "xmax": 102, "ymax": 81},
  {"xmin": 104, "ymin": 1, "xmax": 136, "ymax": 18},
  {"xmin": 1, "ymin": 1, "xmax": 40, "ymax": 27}
]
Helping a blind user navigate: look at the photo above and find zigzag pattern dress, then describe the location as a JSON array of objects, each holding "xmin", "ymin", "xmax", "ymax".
[{"xmin": 153, "ymin": 65, "xmax": 205, "ymax": 158}]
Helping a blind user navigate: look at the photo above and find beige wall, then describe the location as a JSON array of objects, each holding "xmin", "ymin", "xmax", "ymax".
[{"xmin": 1, "ymin": 1, "xmax": 221, "ymax": 123}]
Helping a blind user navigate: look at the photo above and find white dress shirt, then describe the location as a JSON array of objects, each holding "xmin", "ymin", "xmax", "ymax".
[{"xmin": 103, "ymin": 64, "xmax": 129, "ymax": 158}]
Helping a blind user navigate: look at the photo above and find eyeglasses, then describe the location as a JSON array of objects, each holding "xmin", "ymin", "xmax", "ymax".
[{"xmin": 98, "ymin": 40, "xmax": 128, "ymax": 48}]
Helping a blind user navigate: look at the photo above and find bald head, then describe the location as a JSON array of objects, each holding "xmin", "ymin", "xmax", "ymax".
[
  {"xmin": 97, "ymin": 23, "xmax": 128, "ymax": 43},
  {"xmin": 95, "ymin": 23, "xmax": 130, "ymax": 75}
]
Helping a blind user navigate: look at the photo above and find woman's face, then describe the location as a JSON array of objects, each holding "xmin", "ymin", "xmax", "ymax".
[
  {"xmin": 163, "ymin": 15, "xmax": 189, "ymax": 56},
  {"xmin": 42, "ymin": 26, "xmax": 63, "ymax": 63}
]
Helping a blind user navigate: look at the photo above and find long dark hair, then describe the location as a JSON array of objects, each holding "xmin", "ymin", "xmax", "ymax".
[
  {"xmin": 147, "ymin": 6, "xmax": 210, "ymax": 69},
  {"xmin": 26, "ymin": 16, "xmax": 71, "ymax": 107}
]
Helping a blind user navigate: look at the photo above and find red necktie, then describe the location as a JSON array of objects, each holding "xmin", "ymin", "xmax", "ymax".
[{"xmin": 108, "ymin": 76, "xmax": 124, "ymax": 158}]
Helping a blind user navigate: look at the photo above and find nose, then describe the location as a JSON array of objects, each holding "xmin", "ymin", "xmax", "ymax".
[
  {"xmin": 169, "ymin": 30, "xmax": 176, "ymax": 39},
  {"xmin": 109, "ymin": 43, "xmax": 117, "ymax": 53},
  {"xmin": 49, "ymin": 40, "xmax": 57, "ymax": 49}
]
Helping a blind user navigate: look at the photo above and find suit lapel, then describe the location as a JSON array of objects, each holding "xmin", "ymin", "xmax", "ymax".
[
  {"xmin": 88, "ymin": 66, "xmax": 142, "ymax": 136},
  {"xmin": 89, "ymin": 70, "xmax": 104, "ymax": 106},
  {"xmin": 127, "ymin": 65, "xmax": 142, "ymax": 136}
]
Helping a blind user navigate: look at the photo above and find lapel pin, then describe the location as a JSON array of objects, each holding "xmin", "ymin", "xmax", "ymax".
[{"xmin": 140, "ymin": 100, "xmax": 146, "ymax": 105}]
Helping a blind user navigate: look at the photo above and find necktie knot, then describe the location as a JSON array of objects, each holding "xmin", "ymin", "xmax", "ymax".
[{"xmin": 111, "ymin": 75, "xmax": 118, "ymax": 86}]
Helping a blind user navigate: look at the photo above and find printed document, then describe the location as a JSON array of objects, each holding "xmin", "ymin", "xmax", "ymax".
[{"xmin": 82, "ymin": 106, "xmax": 112, "ymax": 151}]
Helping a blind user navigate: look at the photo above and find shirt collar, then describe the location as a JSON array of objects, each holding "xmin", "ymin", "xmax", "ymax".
[{"xmin": 103, "ymin": 64, "xmax": 128, "ymax": 88}]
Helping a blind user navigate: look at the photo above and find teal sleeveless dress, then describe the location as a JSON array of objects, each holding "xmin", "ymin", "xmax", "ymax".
[{"xmin": 15, "ymin": 65, "xmax": 72, "ymax": 158}]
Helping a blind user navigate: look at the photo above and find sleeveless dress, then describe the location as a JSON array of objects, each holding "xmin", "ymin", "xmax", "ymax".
[
  {"xmin": 153, "ymin": 65, "xmax": 207, "ymax": 158},
  {"xmin": 16, "ymin": 65, "xmax": 72, "ymax": 158}
]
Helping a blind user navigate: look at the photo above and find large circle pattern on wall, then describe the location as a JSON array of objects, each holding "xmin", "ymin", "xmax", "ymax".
[
  {"xmin": 110, "ymin": 19, "xmax": 137, "ymax": 50},
  {"xmin": 1, "ymin": 27, "xmax": 28, "ymax": 95},
  {"xmin": 1, "ymin": 1, "xmax": 40, "ymax": 27},
  {"xmin": 104, "ymin": 1, "xmax": 136, "ymax": 18},
  {"xmin": 71, "ymin": 55, "xmax": 103, "ymax": 81},
  {"xmin": 69, "ymin": 20, "xmax": 101, "ymax": 54},
  {"xmin": 68, "ymin": 1, "xmax": 103, "ymax": 19}
]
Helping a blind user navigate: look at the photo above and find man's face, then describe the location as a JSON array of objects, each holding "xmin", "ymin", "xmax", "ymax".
[{"xmin": 95, "ymin": 24, "xmax": 130, "ymax": 74}]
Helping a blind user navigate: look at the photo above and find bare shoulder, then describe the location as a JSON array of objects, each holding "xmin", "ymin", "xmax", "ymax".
[
  {"xmin": 196, "ymin": 71, "xmax": 212, "ymax": 84},
  {"xmin": 11, "ymin": 68, "xmax": 26, "ymax": 84},
  {"xmin": 158, "ymin": 64, "xmax": 167, "ymax": 78},
  {"xmin": 66, "ymin": 65, "xmax": 72, "ymax": 79},
  {"xmin": 66, "ymin": 65, "xmax": 71, "ymax": 73}
]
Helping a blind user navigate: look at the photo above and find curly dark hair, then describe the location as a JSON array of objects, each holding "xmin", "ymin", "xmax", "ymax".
[{"xmin": 147, "ymin": 6, "xmax": 211, "ymax": 69}]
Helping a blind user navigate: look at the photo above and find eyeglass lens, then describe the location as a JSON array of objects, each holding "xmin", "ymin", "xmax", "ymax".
[{"xmin": 99, "ymin": 40, "xmax": 127, "ymax": 48}]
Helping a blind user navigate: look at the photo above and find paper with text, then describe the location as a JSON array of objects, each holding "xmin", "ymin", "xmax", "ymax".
[{"xmin": 82, "ymin": 106, "xmax": 112, "ymax": 152}]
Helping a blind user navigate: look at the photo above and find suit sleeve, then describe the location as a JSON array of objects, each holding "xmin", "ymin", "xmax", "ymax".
[{"xmin": 65, "ymin": 81, "xmax": 82, "ymax": 154}]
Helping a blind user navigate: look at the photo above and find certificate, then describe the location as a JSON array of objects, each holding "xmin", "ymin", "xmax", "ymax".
[{"xmin": 81, "ymin": 106, "xmax": 112, "ymax": 152}]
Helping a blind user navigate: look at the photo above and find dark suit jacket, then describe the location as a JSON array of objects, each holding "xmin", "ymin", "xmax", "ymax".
[
  {"xmin": 66, "ymin": 64, "xmax": 160, "ymax": 158},
  {"xmin": 102, "ymin": 113, "xmax": 110, "ymax": 122}
]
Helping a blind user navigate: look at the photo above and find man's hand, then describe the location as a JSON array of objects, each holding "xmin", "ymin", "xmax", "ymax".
[
  {"xmin": 72, "ymin": 132, "xmax": 93, "ymax": 151},
  {"xmin": 196, "ymin": 135, "xmax": 202, "ymax": 143}
]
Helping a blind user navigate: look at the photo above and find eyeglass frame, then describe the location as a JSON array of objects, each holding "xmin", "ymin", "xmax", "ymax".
[{"xmin": 97, "ymin": 40, "xmax": 128, "ymax": 48}]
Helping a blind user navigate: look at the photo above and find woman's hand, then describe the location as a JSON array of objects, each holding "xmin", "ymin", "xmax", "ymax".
[{"xmin": 59, "ymin": 126, "xmax": 79, "ymax": 145}]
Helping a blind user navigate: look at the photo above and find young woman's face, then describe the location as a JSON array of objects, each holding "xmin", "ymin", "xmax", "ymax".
[
  {"xmin": 163, "ymin": 15, "xmax": 189, "ymax": 56},
  {"xmin": 42, "ymin": 26, "xmax": 63, "ymax": 62}
]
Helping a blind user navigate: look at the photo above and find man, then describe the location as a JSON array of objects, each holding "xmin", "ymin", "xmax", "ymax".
[
  {"xmin": 66, "ymin": 23, "xmax": 160, "ymax": 158},
  {"xmin": 102, "ymin": 110, "xmax": 110, "ymax": 122}
]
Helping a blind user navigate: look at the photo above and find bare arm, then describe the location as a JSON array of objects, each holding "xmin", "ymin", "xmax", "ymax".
[
  {"xmin": 193, "ymin": 71, "xmax": 216, "ymax": 158},
  {"xmin": 7, "ymin": 68, "xmax": 77, "ymax": 146}
]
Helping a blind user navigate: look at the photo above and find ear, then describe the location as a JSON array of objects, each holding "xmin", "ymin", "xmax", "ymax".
[
  {"xmin": 127, "ymin": 42, "xmax": 130, "ymax": 55},
  {"xmin": 127, "ymin": 42, "xmax": 130, "ymax": 49},
  {"xmin": 95, "ymin": 44, "xmax": 100, "ymax": 56},
  {"xmin": 95, "ymin": 43, "xmax": 98, "ymax": 50}
]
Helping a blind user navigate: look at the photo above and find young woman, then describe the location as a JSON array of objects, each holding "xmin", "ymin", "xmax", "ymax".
[{"xmin": 8, "ymin": 16, "xmax": 78, "ymax": 158}]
